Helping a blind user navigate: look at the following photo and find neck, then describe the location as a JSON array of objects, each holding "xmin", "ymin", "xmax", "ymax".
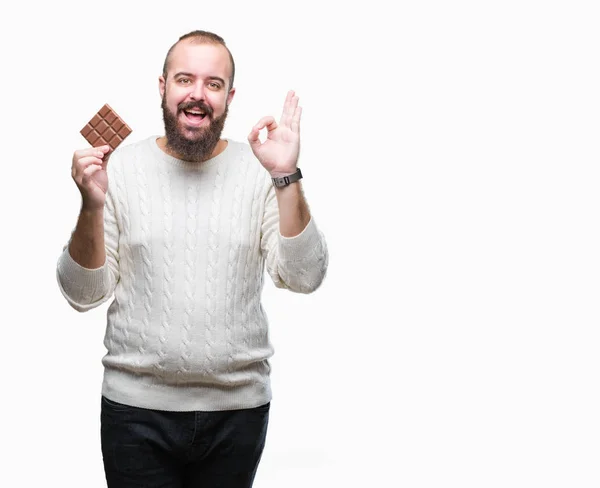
[{"xmin": 157, "ymin": 137, "xmax": 228, "ymax": 162}]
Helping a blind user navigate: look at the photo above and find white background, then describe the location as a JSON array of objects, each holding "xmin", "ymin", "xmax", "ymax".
[{"xmin": 1, "ymin": 0, "xmax": 600, "ymax": 486}]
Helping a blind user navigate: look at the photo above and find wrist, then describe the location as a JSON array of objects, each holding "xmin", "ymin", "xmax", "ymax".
[
  {"xmin": 80, "ymin": 201, "xmax": 105, "ymax": 215},
  {"xmin": 271, "ymin": 168, "xmax": 302, "ymax": 188},
  {"xmin": 269, "ymin": 167, "xmax": 298, "ymax": 178}
]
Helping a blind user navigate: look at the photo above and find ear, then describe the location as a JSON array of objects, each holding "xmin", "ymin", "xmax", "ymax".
[
  {"xmin": 226, "ymin": 87, "xmax": 236, "ymax": 106},
  {"xmin": 159, "ymin": 75, "xmax": 166, "ymax": 98}
]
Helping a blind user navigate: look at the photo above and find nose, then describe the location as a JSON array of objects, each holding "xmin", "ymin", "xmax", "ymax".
[{"xmin": 189, "ymin": 82, "xmax": 205, "ymax": 101}]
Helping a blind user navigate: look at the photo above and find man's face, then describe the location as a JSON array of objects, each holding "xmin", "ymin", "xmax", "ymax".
[{"xmin": 159, "ymin": 41, "xmax": 235, "ymax": 162}]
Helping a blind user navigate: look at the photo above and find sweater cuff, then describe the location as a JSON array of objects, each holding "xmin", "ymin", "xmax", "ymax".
[
  {"xmin": 56, "ymin": 248, "xmax": 111, "ymax": 305},
  {"xmin": 278, "ymin": 217, "xmax": 322, "ymax": 262}
]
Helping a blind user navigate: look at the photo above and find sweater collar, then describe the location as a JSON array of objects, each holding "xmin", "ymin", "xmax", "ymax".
[{"xmin": 149, "ymin": 136, "xmax": 232, "ymax": 170}]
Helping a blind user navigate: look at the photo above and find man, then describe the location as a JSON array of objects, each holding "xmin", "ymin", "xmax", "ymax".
[{"xmin": 56, "ymin": 30, "xmax": 328, "ymax": 488}]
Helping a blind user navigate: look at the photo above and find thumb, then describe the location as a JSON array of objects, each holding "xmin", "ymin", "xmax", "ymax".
[
  {"xmin": 98, "ymin": 145, "xmax": 111, "ymax": 169},
  {"xmin": 247, "ymin": 127, "xmax": 262, "ymax": 151},
  {"xmin": 248, "ymin": 116, "xmax": 277, "ymax": 150}
]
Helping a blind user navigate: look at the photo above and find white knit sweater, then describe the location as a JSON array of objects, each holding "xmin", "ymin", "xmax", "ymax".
[{"xmin": 56, "ymin": 136, "xmax": 328, "ymax": 411}]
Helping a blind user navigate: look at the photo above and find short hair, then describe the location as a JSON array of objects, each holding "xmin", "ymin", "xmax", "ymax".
[{"xmin": 162, "ymin": 30, "xmax": 235, "ymax": 91}]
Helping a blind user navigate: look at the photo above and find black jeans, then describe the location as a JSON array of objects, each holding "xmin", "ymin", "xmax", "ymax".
[{"xmin": 100, "ymin": 396, "xmax": 270, "ymax": 488}]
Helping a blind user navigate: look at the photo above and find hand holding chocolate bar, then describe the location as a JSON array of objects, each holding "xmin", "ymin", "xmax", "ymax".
[
  {"xmin": 71, "ymin": 145, "xmax": 111, "ymax": 211},
  {"xmin": 71, "ymin": 104, "xmax": 133, "ymax": 210}
]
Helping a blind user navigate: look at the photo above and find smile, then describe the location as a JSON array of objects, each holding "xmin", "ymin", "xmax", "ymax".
[{"xmin": 182, "ymin": 110, "xmax": 208, "ymax": 127}]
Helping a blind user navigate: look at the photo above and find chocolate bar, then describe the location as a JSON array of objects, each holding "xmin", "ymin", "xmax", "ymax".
[{"xmin": 80, "ymin": 104, "xmax": 132, "ymax": 151}]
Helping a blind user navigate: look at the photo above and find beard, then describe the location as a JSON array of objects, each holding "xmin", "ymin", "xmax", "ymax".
[{"xmin": 161, "ymin": 94, "xmax": 228, "ymax": 163}]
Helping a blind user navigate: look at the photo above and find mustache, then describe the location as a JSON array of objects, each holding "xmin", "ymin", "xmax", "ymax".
[{"xmin": 177, "ymin": 100, "xmax": 214, "ymax": 118}]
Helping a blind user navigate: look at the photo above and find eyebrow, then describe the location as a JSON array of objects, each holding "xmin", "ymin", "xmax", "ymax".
[{"xmin": 173, "ymin": 72, "xmax": 226, "ymax": 85}]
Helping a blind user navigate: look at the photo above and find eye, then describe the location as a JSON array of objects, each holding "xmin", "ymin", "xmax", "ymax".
[
  {"xmin": 208, "ymin": 82, "xmax": 222, "ymax": 90},
  {"xmin": 178, "ymin": 78, "xmax": 191, "ymax": 84}
]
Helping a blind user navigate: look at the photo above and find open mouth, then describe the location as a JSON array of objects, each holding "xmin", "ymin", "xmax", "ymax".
[{"xmin": 182, "ymin": 109, "xmax": 208, "ymax": 125}]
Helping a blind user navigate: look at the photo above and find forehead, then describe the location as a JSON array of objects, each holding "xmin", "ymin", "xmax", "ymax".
[{"xmin": 167, "ymin": 41, "xmax": 232, "ymax": 79}]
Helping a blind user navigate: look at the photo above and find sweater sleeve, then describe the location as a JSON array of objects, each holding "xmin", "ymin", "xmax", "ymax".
[
  {"xmin": 56, "ymin": 187, "xmax": 120, "ymax": 312},
  {"xmin": 260, "ymin": 181, "xmax": 329, "ymax": 294}
]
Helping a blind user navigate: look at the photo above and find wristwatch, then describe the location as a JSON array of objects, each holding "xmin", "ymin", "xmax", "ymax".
[{"xmin": 272, "ymin": 168, "xmax": 303, "ymax": 188}]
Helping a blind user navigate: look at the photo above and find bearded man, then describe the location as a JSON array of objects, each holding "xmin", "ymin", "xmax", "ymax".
[{"xmin": 56, "ymin": 30, "xmax": 328, "ymax": 488}]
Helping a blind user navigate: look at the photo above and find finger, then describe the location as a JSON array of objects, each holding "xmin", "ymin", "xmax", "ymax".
[
  {"xmin": 248, "ymin": 123, "xmax": 266, "ymax": 149},
  {"xmin": 74, "ymin": 156, "xmax": 104, "ymax": 170},
  {"xmin": 291, "ymin": 106, "xmax": 302, "ymax": 134},
  {"xmin": 77, "ymin": 156, "xmax": 104, "ymax": 167},
  {"xmin": 73, "ymin": 146, "xmax": 110, "ymax": 162},
  {"xmin": 72, "ymin": 156, "xmax": 103, "ymax": 178},
  {"xmin": 73, "ymin": 148, "xmax": 109, "ymax": 172},
  {"xmin": 247, "ymin": 126, "xmax": 261, "ymax": 148},
  {"xmin": 91, "ymin": 145, "xmax": 113, "ymax": 170},
  {"xmin": 252, "ymin": 116, "xmax": 278, "ymax": 133},
  {"xmin": 101, "ymin": 149, "xmax": 112, "ymax": 170},
  {"xmin": 248, "ymin": 116, "xmax": 278, "ymax": 151},
  {"xmin": 280, "ymin": 91, "xmax": 297, "ymax": 127},
  {"xmin": 279, "ymin": 90, "xmax": 293, "ymax": 126},
  {"xmin": 74, "ymin": 163, "xmax": 102, "ymax": 185},
  {"xmin": 286, "ymin": 96, "xmax": 300, "ymax": 128},
  {"xmin": 80, "ymin": 163, "xmax": 104, "ymax": 187},
  {"xmin": 95, "ymin": 144, "xmax": 111, "ymax": 155}
]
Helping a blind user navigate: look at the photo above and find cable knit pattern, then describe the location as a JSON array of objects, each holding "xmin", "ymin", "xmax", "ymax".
[
  {"xmin": 133, "ymin": 151, "xmax": 153, "ymax": 361},
  {"xmin": 205, "ymin": 160, "xmax": 227, "ymax": 375},
  {"xmin": 111, "ymin": 151, "xmax": 133, "ymax": 354},
  {"xmin": 225, "ymin": 146, "xmax": 249, "ymax": 378},
  {"xmin": 240, "ymin": 167, "xmax": 264, "ymax": 364},
  {"xmin": 179, "ymin": 175, "xmax": 201, "ymax": 381},
  {"xmin": 156, "ymin": 162, "xmax": 175, "ymax": 378},
  {"xmin": 56, "ymin": 136, "xmax": 328, "ymax": 412}
]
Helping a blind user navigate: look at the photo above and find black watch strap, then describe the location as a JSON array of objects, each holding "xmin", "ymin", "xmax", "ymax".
[{"xmin": 272, "ymin": 168, "xmax": 303, "ymax": 187}]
